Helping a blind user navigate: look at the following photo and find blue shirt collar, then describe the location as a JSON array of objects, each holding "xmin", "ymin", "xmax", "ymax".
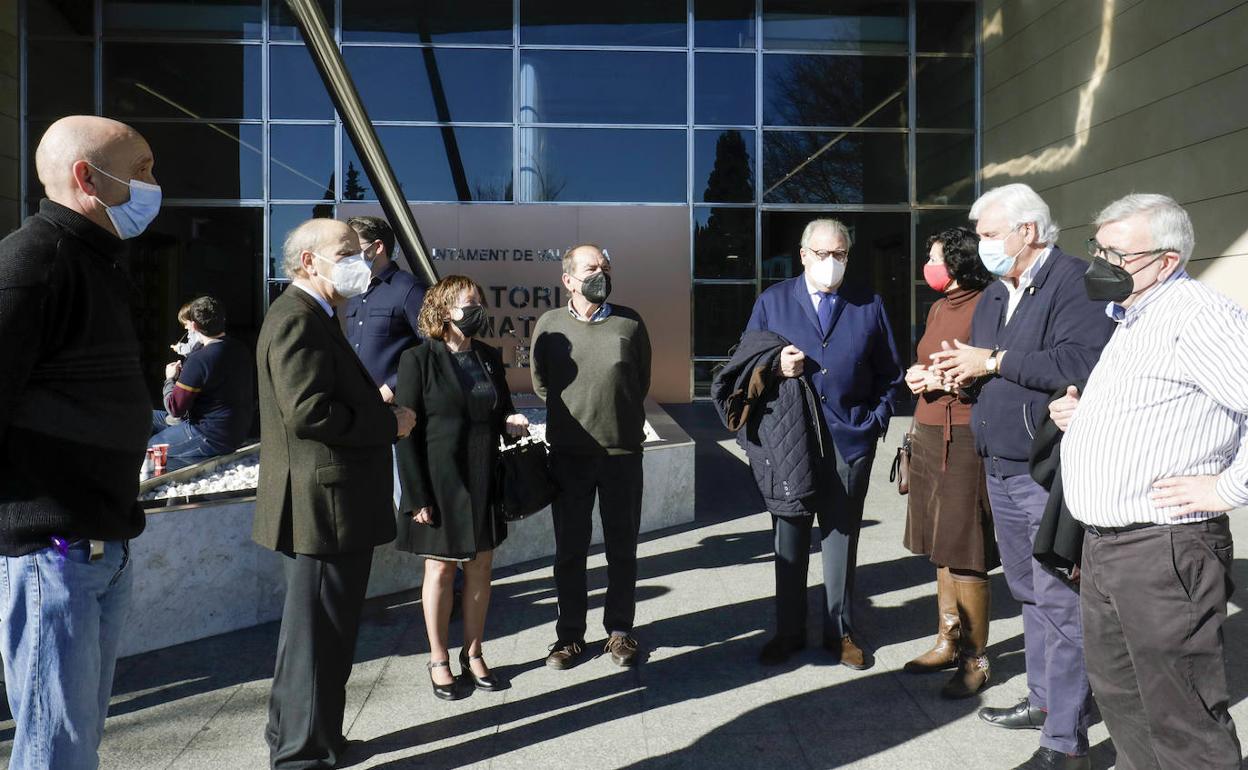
[{"xmin": 1105, "ymin": 269, "xmax": 1186, "ymax": 325}]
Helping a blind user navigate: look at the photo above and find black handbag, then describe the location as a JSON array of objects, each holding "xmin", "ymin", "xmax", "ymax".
[{"xmin": 492, "ymin": 437, "xmax": 557, "ymax": 522}]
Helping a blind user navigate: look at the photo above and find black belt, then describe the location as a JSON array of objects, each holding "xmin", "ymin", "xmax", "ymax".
[{"xmin": 1083, "ymin": 521, "xmax": 1158, "ymax": 536}]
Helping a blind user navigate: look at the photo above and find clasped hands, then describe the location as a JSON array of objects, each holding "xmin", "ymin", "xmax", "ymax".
[{"xmin": 926, "ymin": 339, "xmax": 994, "ymax": 387}]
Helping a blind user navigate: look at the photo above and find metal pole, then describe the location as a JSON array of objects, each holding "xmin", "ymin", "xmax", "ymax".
[{"xmin": 283, "ymin": 0, "xmax": 439, "ymax": 286}]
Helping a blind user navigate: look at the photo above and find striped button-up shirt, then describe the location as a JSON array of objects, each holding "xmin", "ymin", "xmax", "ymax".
[{"xmin": 1062, "ymin": 271, "xmax": 1248, "ymax": 527}]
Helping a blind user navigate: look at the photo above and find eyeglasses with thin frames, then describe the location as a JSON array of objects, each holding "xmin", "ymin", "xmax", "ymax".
[
  {"xmin": 805, "ymin": 249, "xmax": 849, "ymax": 262},
  {"xmin": 1086, "ymin": 238, "xmax": 1171, "ymax": 267}
]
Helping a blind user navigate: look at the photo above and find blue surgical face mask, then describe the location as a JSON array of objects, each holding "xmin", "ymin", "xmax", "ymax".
[
  {"xmin": 978, "ymin": 226, "xmax": 1025, "ymax": 276},
  {"xmin": 89, "ymin": 163, "xmax": 162, "ymax": 239}
]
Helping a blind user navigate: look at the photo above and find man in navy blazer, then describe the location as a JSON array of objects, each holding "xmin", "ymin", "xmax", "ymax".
[
  {"xmin": 744, "ymin": 218, "xmax": 903, "ymax": 669},
  {"xmin": 932, "ymin": 184, "xmax": 1112, "ymax": 770}
]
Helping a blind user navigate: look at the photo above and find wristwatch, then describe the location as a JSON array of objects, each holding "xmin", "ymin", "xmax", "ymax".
[{"xmin": 985, "ymin": 348, "xmax": 1001, "ymax": 375}]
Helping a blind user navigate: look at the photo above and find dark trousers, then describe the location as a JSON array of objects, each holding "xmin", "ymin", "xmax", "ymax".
[
  {"xmin": 266, "ymin": 550, "xmax": 373, "ymax": 770},
  {"xmin": 550, "ymin": 452, "xmax": 644, "ymax": 642},
  {"xmin": 1082, "ymin": 517, "xmax": 1240, "ymax": 770},
  {"xmin": 987, "ymin": 467, "xmax": 1092, "ymax": 755},
  {"xmin": 773, "ymin": 445, "xmax": 874, "ymax": 640}
]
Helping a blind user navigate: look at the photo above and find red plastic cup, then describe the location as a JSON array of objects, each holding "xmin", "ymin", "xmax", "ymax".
[{"xmin": 153, "ymin": 444, "xmax": 169, "ymax": 476}]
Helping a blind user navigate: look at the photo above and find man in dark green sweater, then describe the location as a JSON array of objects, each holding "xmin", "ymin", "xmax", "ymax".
[{"xmin": 532, "ymin": 243, "xmax": 651, "ymax": 669}]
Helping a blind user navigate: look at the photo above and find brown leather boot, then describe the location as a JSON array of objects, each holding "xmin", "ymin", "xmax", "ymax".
[
  {"xmin": 942, "ymin": 577, "xmax": 990, "ymax": 699},
  {"xmin": 904, "ymin": 567, "xmax": 960, "ymax": 673}
]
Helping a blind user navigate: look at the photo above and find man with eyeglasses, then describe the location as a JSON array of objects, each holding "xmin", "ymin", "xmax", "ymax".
[
  {"xmin": 930, "ymin": 184, "xmax": 1113, "ymax": 770},
  {"xmin": 1049, "ymin": 194, "xmax": 1246, "ymax": 770},
  {"xmin": 743, "ymin": 218, "xmax": 903, "ymax": 669}
]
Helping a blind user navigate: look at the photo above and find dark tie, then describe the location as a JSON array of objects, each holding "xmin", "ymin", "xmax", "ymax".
[{"xmin": 817, "ymin": 291, "xmax": 835, "ymax": 337}]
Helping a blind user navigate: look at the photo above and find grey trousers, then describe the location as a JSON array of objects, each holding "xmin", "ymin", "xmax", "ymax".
[
  {"xmin": 987, "ymin": 467, "xmax": 1092, "ymax": 755},
  {"xmin": 773, "ymin": 444, "xmax": 875, "ymax": 640},
  {"xmin": 1082, "ymin": 517, "xmax": 1241, "ymax": 770}
]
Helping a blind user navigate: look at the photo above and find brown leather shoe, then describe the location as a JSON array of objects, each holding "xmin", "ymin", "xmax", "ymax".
[
  {"xmin": 904, "ymin": 567, "xmax": 960, "ymax": 673},
  {"xmin": 604, "ymin": 634, "xmax": 640, "ymax": 667},
  {"xmin": 545, "ymin": 639, "xmax": 585, "ymax": 670},
  {"xmin": 828, "ymin": 634, "xmax": 873, "ymax": 670}
]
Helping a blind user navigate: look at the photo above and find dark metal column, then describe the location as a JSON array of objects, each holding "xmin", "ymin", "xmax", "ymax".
[{"xmin": 283, "ymin": 0, "xmax": 438, "ymax": 286}]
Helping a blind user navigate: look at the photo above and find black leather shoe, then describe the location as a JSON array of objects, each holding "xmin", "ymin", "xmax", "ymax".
[
  {"xmin": 427, "ymin": 660, "xmax": 466, "ymax": 701},
  {"xmin": 978, "ymin": 698, "xmax": 1047, "ymax": 730},
  {"xmin": 758, "ymin": 634, "xmax": 805, "ymax": 665},
  {"xmin": 1011, "ymin": 747, "xmax": 1090, "ymax": 769},
  {"xmin": 459, "ymin": 648, "xmax": 502, "ymax": 691}
]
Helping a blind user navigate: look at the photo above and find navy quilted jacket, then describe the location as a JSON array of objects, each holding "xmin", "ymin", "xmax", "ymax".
[{"xmin": 712, "ymin": 331, "xmax": 824, "ymax": 516}]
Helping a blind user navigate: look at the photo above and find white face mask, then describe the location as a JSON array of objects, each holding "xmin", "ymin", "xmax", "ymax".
[
  {"xmin": 314, "ymin": 252, "xmax": 372, "ymax": 299},
  {"xmin": 809, "ymin": 255, "xmax": 846, "ymax": 289}
]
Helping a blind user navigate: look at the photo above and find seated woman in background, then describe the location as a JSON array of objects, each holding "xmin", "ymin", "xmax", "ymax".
[
  {"xmin": 150, "ymin": 295, "xmax": 254, "ymax": 472},
  {"xmin": 395, "ymin": 275, "xmax": 529, "ymax": 701}
]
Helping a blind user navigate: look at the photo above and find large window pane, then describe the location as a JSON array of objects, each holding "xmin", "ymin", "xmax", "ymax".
[
  {"xmin": 694, "ymin": 207, "xmax": 755, "ymax": 279},
  {"xmin": 518, "ymin": 128, "xmax": 685, "ymax": 203},
  {"xmin": 761, "ymin": 210, "xmax": 910, "ymax": 348},
  {"xmin": 693, "ymin": 360, "xmax": 727, "ymax": 399},
  {"xmin": 694, "ymin": 284, "xmax": 757, "ymax": 357},
  {"xmin": 270, "ymin": 204, "xmax": 335, "ymax": 279},
  {"xmin": 763, "ymin": 0, "xmax": 908, "ymax": 52},
  {"xmin": 27, "ymin": 42, "xmax": 94, "ymax": 119},
  {"xmin": 135, "ymin": 122, "xmax": 263, "ymax": 199},
  {"xmin": 695, "ymin": 0, "xmax": 756, "ymax": 48},
  {"xmin": 270, "ymin": 125, "xmax": 335, "ymax": 201},
  {"xmin": 104, "ymin": 43, "xmax": 262, "ymax": 120},
  {"xmin": 695, "ymin": 53, "xmax": 755, "ymax": 126},
  {"xmin": 917, "ymin": 57, "xmax": 975, "ymax": 129},
  {"xmin": 345, "ymin": 47, "xmax": 511, "ymax": 123},
  {"xmin": 764, "ymin": 54, "xmax": 907, "ymax": 128},
  {"xmin": 270, "ymin": 0, "xmax": 332, "ymax": 42},
  {"xmin": 271, "ymin": 45, "xmax": 335, "ymax": 120},
  {"xmin": 343, "ymin": 0, "xmax": 512, "ymax": 44},
  {"xmin": 521, "ymin": 1, "xmax": 686, "ymax": 47},
  {"xmin": 129, "ymin": 206, "xmax": 264, "ymax": 388},
  {"xmin": 695, "ymin": 130, "xmax": 755, "ymax": 204},
  {"xmin": 916, "ymin": 133, "xmax": 975, "ymax": 205},
  {"xmin": 346, "ymin": 126, "xmax": 512, "ymax": 202},
  {"xmin": 917, "ymin": 1, "xmax": 975, "ymax": 54},
  {"xmin": 763, "ymin": 131, "xmax": 907, "ymax": 204},
  {"xmin": 103, "ymin": 0, "xmax": 263, "ymax": 39},
  {"xmin": 520, "ymin": 51, "xmax": 685, "ymax": 125},
  {"xmin": 28, "ymin": 0, "xmax": 93, "ymax": 36}
]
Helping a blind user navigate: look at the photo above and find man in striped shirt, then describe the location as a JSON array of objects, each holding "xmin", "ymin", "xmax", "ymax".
[{"xmin": 1055, "ymin": 194, "xmax": 1246, "ymax": 770}]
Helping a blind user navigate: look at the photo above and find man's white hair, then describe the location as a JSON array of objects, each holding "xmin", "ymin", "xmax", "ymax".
[
  {"xmin": 970, "ymin": 183, "xmax": 1060, "ymax": 245},
  {"xmin": 282, "ymin": 218, "xmax": 340, "ymax": 279},
  {"xmin": 800, "ymin": 218, "xmax": 853, "ymax": 251},
  {"xmin": 1093, "ymin": 193, "xmax": 1195, "ymax": 266}
]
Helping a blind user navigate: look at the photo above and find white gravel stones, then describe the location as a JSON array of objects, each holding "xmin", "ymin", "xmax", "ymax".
[{"xmin": 143, "ymin": 459, "xmax": 259, "ymax": 501}]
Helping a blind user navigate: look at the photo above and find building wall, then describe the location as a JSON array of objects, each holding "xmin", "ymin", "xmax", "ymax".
[
  {"xmin": 0, "ymin": 0, "xmax": 19, "ymax": 234},
  {"xmin": 980, "ymin": 0, "xmax": 1248, "ymax": 307}
]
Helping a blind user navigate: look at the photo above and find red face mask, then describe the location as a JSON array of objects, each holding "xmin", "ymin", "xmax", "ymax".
[{"xmin": 923, "ymin": 262, "xmax": 952, "ymax": 293}]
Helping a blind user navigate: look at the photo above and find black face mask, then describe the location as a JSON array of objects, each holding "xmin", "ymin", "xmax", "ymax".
[
  {"xmin": 1083, "ymin": 254, "xmax": 1164, "ymax": 303},
  {"xmin": 452, "ymin": 304, "xmax": 487, "ymax": 337},
  {"xmin": 578, "ymin": 271, "xmax": 612, "ymax": 305}
]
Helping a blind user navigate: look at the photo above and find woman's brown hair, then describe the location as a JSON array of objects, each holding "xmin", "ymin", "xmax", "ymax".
[{"xmin": 417, "ymin": 275, "xmax": 487, "ymax": 340}]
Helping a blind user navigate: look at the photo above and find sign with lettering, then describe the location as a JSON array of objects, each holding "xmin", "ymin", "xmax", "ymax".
[{"xmin": 339, "ymin": 204, "xmax": 692, "ymax": 402}]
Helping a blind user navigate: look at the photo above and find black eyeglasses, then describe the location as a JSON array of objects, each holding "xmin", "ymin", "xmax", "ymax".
[
  {"xmin": 1086, "ymin": 238, "xmax": 1171, "ymax": 267},
  {"xmin": 806, "ymin": 249, "xmax": 849, "ymax": 262}
]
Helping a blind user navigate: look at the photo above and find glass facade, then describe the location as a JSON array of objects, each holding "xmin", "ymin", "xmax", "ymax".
[{"xmin": 20, "ymin": 0, "xmax": 978, "ymax": 400}]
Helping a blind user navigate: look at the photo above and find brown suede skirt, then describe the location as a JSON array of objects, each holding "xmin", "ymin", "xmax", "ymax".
[{"xmin": 903, "ymin": 422, "xmax": 999, "ymax": 572}]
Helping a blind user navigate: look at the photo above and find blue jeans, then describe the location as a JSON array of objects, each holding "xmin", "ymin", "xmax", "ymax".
[
  {"xmin": 150, "ymin": 409, "xmax": 217, "ymax": 472},
  {"xmin": 0, "ymin": 541, "xmax": 133, "ymax": 770}
]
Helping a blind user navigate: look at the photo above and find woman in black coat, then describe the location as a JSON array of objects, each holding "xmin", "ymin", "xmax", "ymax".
[{"xmin": 395, "ymin": 275, "xmax": 528, "ymax": 700}]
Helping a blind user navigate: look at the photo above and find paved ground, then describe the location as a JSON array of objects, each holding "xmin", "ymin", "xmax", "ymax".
[{"xmin": 3, "ymin": 405, "xmax": 1248, "ymax": 769}]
